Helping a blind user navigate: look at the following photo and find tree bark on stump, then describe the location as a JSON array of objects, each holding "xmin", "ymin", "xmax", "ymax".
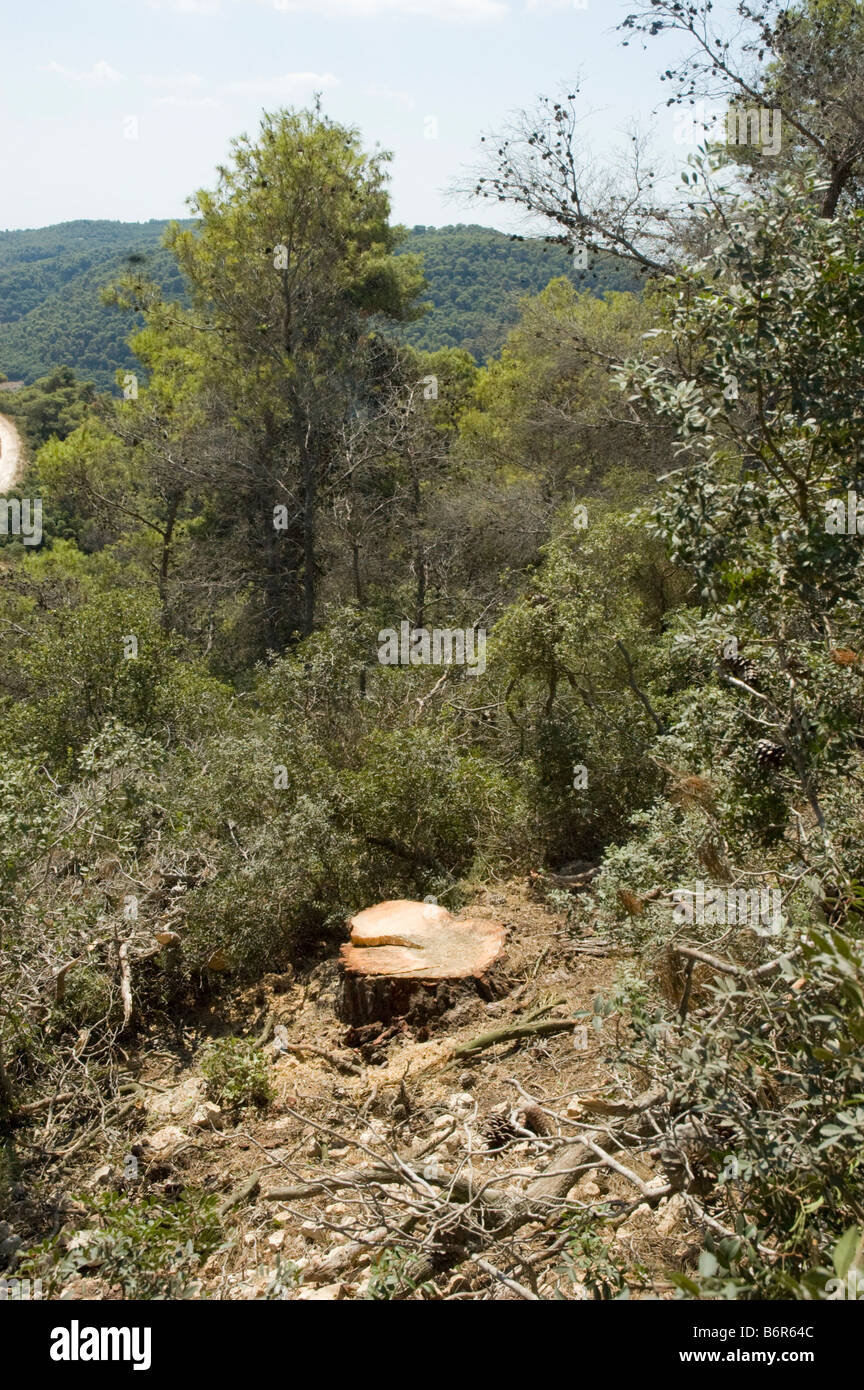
[{"xmin": 338, "ymin": 900, "xmax": 508, "ymax": 1028}]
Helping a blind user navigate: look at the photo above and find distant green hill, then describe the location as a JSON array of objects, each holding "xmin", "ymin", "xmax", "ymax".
[
  {"xmin": 0, "ymin": 220, "xmax": 189, "ymax": 393},
  {"xmin": 0, "ymin": 219, "xmax": 642, "ymax": 392},
  {"xmin": 395, "ymin": 224, "xmax": 642, "ymax": 359}
]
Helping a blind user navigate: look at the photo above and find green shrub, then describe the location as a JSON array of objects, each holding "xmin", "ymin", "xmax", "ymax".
[
  {"xmin": 618, "ymin": 922, "xmax": 864, "ymax": 1298},
  {"xmin": 200, "ymin": 1037, "xmax": 273, "ymax": 1111},
  {"xmin": 18, "ymin": 1190, "xmax": 225, "ymax": 1299}
]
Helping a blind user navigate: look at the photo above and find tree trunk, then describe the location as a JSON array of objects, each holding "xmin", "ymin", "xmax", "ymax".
[
  {"xmin": 158, "ymin": 492, "xmax": 180, "ymax": 631},
  {"xmin": 0, "ymin": 1001, "xmax": 14, "ymax": 1110},
  {"xmin": 412, "ymin": 473, "xmax": 426, "ymax": 629},
  {"xmin": 338, "ymin": 900, "xmax": 508, "ymax": 1028},
  {"xmin": 301, "ymin": 427, "xmax": 317, "ymax": 637},
  {"xmin": 257, "ymin": 421, "xmax": 297, "ymax": 653}
]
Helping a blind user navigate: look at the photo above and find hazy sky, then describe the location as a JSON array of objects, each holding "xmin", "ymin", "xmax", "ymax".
[{"xmin": 0, "ymin": 0, "xmax": 708, "ymax": 232}]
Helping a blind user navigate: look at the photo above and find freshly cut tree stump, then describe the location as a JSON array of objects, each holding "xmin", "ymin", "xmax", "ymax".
[{"xmin": 338, "ymin": 900, "xmax": 508, "ymax": 1027}]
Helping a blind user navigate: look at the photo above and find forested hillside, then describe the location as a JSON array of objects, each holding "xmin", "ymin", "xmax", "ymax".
[
  {"xmin": 0, "ymin": 220, "xmax": 637, "ymax": 391},
  {"xmin": 0, "ymin": 222, "xmax": 189, "ymax": 392},
  {"xmin": 2, "ymin": 0, "xmax": 864, "ymax": 1312},
  {"xmin": 392, "ymin": 225, "xmax": 642, "ymax": 358}
]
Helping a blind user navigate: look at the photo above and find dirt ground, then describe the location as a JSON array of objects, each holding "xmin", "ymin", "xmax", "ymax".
[
  {"xmin": 0, "ymin": 412, "xmax": 23, "ymax": 491},
  {"xmin": 11, "ymin": 882, "xmax": 702, "ymax": 1300}
]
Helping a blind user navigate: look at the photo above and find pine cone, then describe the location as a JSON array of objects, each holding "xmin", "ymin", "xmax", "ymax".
[
  {"xmin": 519, "ymin": 1103, "xmax": 554, "ymax": 1137},
  {"xmin": 755, "ymin": 738, "xmax": 786, "ymax": 768},
  {"xmin": 483, "ymin": 1112, "xmax": 519, "ymax": 1152},
  {"xmin": 720, "ymin": 653, "xmax": 762, "ymax": 687}
]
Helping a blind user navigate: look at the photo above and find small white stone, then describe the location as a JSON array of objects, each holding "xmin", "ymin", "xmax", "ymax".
[
  {"xmin": 656, "ymin": 1193, "xmax": 687, "ymax": 1237},
  {"xmin": 144, "ymin": 1124, "xmax": 186, "ymax": 1157},
  {"xmin": 448, "ymin": 1091, "xmax": 474, "ymax": 1115},
  {"xmin": 300, "ymin": 1220, "xmax": 327, "ymax": 1244},
  {"xmin": 190, "ymin": 1101, "xmax": 223, "ymax": 1131},
  {"xmin": 644, "ymin": 1176, "xmax": 668, "ymax": 1195}
]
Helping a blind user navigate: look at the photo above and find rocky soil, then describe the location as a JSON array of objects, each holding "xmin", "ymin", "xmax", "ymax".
[{"xmin": 6, "ymin": 883, "xmax": 704, "ymax": 1300}]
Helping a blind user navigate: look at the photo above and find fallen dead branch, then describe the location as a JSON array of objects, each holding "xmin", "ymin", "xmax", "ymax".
[
  {"xmin": 14, "ymin": 1090, "xmax": 77, "ymax": 1115},
  {"xmin": 449, "ymin": 1015, "xmax": 588, "ymax": 1061},
  {"xmin": 219, "ymin": 1170, "xmax": 263, "ymax": 1218},
  {"xmin": 471, "ymin": 1255, "xmax": 539, "ymax": 1300},
  {"xmin": 673, "ymin": 944, "xmax": 789, "ymax": 980},
  {"xmin": 276, "ymin": 1040, "xmax": 364, "ymax": 1076},
  {"xmin": 278, "ymin": 1085, "xmax": 669, "ymax": 1298},
  {"xmin": 118, "ymin": 940, "xmax": 133, "ymax": 1030},
  {"xmin": 530, "ymin": 867, "xmax": 599, "ymax": 890},
  {"xmin": 578, "ymin": 1089, "xmax": 665, "ymax": 1117}
]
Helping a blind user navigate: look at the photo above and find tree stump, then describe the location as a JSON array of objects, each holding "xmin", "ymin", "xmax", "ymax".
[{"xmin": 338, "ymin": 900, "xmax": 508, "ymax": 1028}]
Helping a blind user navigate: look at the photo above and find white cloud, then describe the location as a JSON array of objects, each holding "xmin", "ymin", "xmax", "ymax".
[
  {"xmin": 522, "ymin": 0, "xmax": 589, "ymax": 10},
  {"xmin": 228, "ymin": 72, "xmax": 340, "ymax": 97},
  {"xmin": 146, "ymin": 0, "xmax": 222, "ymax": 12},
  {"xmin": 142, "ymin": 72, "xmax": 205, "ymax": 89},
  {"xmin": 263, "ymin": 0, "xmax": 507, "ymax": 18},
  {"xmin": 363, "ymin": 84, "xmax": 415, "ymax": 110},
  {"xmin": 150, "ymin": 0, "xmax": 508, "ymax": 21},
  {"xmin": 156, "ymin": 95, "xmax": 220, "ymax": 108},
  {"xmin": 41, "ymin": 59, "xmax": 124, "ymax": 84}
]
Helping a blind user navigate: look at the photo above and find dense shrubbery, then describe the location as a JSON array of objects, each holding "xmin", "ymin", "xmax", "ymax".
[
  {"xmin": 0, "ymin": 367, "xmax": 96, "ymax": 451},
  {"xmin": 19, "ymin": 1190, "xmax": 225, "ymax": 1299}
]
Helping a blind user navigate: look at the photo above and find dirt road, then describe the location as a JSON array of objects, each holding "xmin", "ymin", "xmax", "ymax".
[{"xmin": 0, "ymin": 411, "xmax": 23, "ymax": 490}]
